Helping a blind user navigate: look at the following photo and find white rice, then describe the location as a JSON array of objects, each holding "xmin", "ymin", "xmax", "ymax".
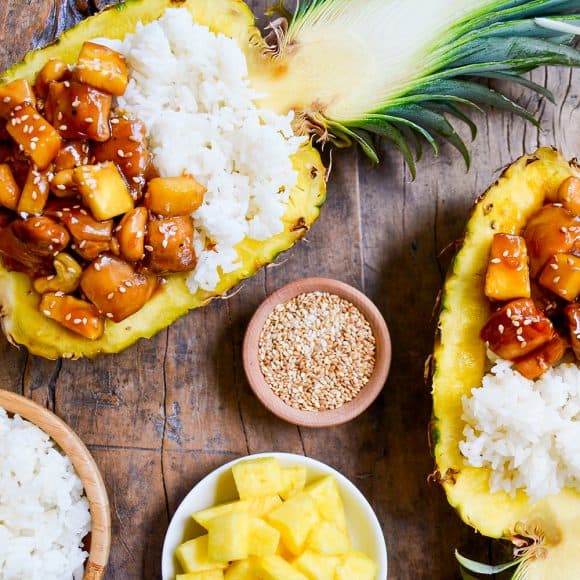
[
  {"xmin": 460, "ymin": 359, "xmax": 580, "ymax": 501},
  {"xmin": 100, "ymin": 8, "xmax": 305, "ymax": 292},
  {"xmin": 0, "ymin": 407, "xmax": 91, "ymax": 580}
]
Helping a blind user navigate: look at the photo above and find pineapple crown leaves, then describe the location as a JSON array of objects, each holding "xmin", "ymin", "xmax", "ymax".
[{"xmin": 276, "ymin": 0, "xmax": 580, "ymax": 177}]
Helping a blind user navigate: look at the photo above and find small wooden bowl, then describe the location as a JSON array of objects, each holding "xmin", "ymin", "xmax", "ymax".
[
  {"xmin": 0, "ymin": 390, "xmax": 111, "ymax": 580},
  {"xmin": 243, "ymin": 278, "xmax": 391, "ymax": 427}
]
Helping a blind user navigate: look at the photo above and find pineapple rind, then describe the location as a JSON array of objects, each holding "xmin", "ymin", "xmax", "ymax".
[
  {"xmin": 432, "ymin": 147, "xmax": 580, "ymax": 577},
  {"xmin": 0, "ymin": 0, "xmax": 326, "ymax": 359}
]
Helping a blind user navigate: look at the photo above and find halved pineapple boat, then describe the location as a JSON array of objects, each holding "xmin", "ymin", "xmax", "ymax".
[
  {"xmin": 0, "ymin": 0, "xmax": 579, "ymax": 359},
  {"xmin": 432, "ymin": 148, "xmax": 580, "ymax": 579}
]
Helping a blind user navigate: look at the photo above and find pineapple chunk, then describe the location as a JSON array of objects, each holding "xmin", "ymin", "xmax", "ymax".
[
  {"xmin": 557, "ymin": 176, "xmax": 580, "ymax": 215},
  {"xmin": 306, "ymin": 521, "xmax": 350, "ymax": 555},
  {"xmin": 303, "ymin": 476, "xmax": 348, "ymax": 532},
  {"xmin": 73, "ymin": 162, "xmax": 133, "ymax": 220},
  {"xmin": 267, "ymin": 493, "xmax": 319, "ymax": 555},
  {"xmin": 484, "ymin": 233, "xmax": 530, "ymax": 301},
  {"xmin": 74, "ymin": 41, "xmax": 128, "ymax": 96},
  {"xmin": 18, "ymin": 167, "xmax": 50, "ymax": 215},
  {"xmin": 247, "ymin": 495, "xmax": 283, "ymax": 518},
  {"xmin": 565, "ymin": 303, "xmax": 580, "ymax": 360},
  {"xmin": 248, "ymin": 517, "xmax": 280, "ymax": 557},
  {"xmin": 34, "ymin": 59, "xmax": 70, "ymax": 99},
  {"xmin": 39, "ymin": 293, "xmax": 104, "ymax": 340},
  {"xmin": 514, "ymin": 332, "xmax": 567, "ymax": 380},
  {"xmin": 145, "ymin": 176, "xmax": 206, "ymax": 217},
  {"xmin": 224, "ymin": 560, "xmax": 258, "ymax": 580},
  {"xmin": 0, "ymin": 79, "xmax": 36, "ymax": 118},
  {"xmin": 175, "ymin": 536, "xmax": 227, "ymax": 574},
  {"xmin": 335, "ymin": 551, "xmax": 378, "ymax": 580},
  {"xmin": 193, "ymin": 500, "xmax": 250, "ymax": 529},
  {"xmin": 253, "ymin": 555, "xmax": 308, "ymax": 580},
  {"xmin": 538, "ymin": 253, "xmax": 580, "ymax": 301},
  {"xmin": 176, "ymin": 572, "xmax": 224, "ymax": 580},
  {"xmin": 207, "ymin": 512, "xmax": 250, "ymax": 562},
  {"xmin": 0, "ymin": 163, "xmax": 21, "ymax": 210},
  {"xmin": 7, "ymin": 104, "xmax": 61, "ymax": 170},
  {"xmin": 293, "ymin": 551, "xmax": 340, "ymax": 580},
  {"xmin": 232, "ymin": 458, "xmax": 282, "ymax": 499},
  {"xmin": 279, "ymin": 466, "xmax": 307, "ymax": 500}
]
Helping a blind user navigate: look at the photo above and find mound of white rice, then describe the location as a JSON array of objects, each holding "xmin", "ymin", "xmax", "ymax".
[
  {"xmin": 101, "ymin": 8, "xmax": 305, "ymax": 292},
  {"xmin": 460, "ymin": 359, "xmax": 580, "ymax": 501},
  {"xmin": 0, "ymin": 407, "xmax": 91, "ymax": 580}
]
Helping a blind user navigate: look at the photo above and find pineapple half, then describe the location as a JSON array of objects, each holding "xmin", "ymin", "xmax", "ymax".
[
  {"xmin": 0, "ymin": 0, "xmax": 326, "ymax": 359},
  {"xmin": 431, "ymin": 148, "xmax": 580, "ymax": 579},
  {"xmin": 1, "ymin": 0, "xmax": 579, "ymax": 359}
]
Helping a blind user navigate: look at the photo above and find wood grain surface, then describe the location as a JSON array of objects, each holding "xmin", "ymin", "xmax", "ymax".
[{"xmin": 0, "ymin": 1, "xmax": 578, "ymax": 579}]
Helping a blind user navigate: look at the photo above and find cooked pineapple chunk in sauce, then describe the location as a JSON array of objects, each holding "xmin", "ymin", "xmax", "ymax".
[
  {"xmin": 480, "ymin": 298, "xmax": 554, "ymax": 360},
  {"xmin": 524, "ymin": 204, "xmax": 580, "ymax": 277},
  {"xmin": 538, "ymin": 253, "xmax": 580, "ymax": 301},
  {"xmin": 116, "ymin": 207, "xmax": 147, "ymax": 262},
  {"xmin": 17, "ymin": 166, "xmax": 51, "ymax": 215},
  {"xmin": 34, "ymin": 59, "xmax": 70, "ymax": 100},
  {"xmin": 484, "ymin": 233, "xmax": 530, "ymax": 301},
  {"xmin": 145, "ymin": 176, "xmax": 206, "ymax": 217},
  {"xmin": 0, "ymin": 163, "xmax": 21, "ymax": 210},
  {"xmin": 54, "ymin": 140, "xmax": 90, "ymax": 171},
  {"xmin": 513, "ymin": 333, "xmax": 567, "ymax": 380},
  {"xmin": 74, "ymin": 41, "xmax": 128, "ymax": 96},
  {"xmin": 74, "ymin": 162, "xmax": 134, "ymax": 221},
  {"xmin": 557, "ymin": 176, "xmax": 580, "ymax": 215},
  {"xmin": 80, "ymin": 254, "xmax": 158, "ymax": 322},
  {"xmin": 7, "ymin": 104, "xmax": 61, "ymax": 170},
  {"xmin": 0, "ymin": 79, "xmax": 36, "ymax": 118},
  {"xmin": 40, "ymin": 292, "xmax": 104, "ymax": 340},
  {"xmin": 45, "ymin": 81, "xmax": 112, "ymax": 142},
  {"xmin": 564, "ymin": 304, "xmax": 580, "ymax": 360}
]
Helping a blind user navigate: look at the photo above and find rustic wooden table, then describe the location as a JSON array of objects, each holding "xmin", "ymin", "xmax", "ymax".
[{"xmin": 0, "ymin": 1, "xmax": 578, "ymax": 579}]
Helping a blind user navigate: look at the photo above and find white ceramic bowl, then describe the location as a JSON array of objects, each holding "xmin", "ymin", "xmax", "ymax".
[{"xmin": 161, "ymin": 452, "xmax": 387, "ymax": 579}]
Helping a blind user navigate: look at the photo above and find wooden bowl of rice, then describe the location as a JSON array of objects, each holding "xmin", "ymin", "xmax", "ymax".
[
  {"xmin": 243, "ymin": 278, "xmax": 391, "ymax": 427},
  {"xmin": 0, "ymin": 389, "xmax": 111, "ymax": 580}
]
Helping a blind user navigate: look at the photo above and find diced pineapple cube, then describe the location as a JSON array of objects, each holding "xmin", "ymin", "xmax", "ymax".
[
  {"xmin": 0, "ymin": 79, "xmax": 36, "ymax": 118},
  {"xmin": 18, "ymin": 167, "xmax": 50, "ymax": 215},
  {"xmin": 207, "ymin": 512, "xmax": 250, "ymax": 562},
  {"xmin": 335, "ymin": 551, "xmax": 378, "ymax": 580},
  {"xmin": 279, "ymin": 466, "xmax": 307, "ymax": 500},
  {"xmin": 40, "ymin": 293, "xmax": 104, "ymax": 340},
  {"xmin": 7, "ymin": 104, "xmax": 61, "ymax": 170},
  {"xmin": 34, "ymin": 59, "xmax": 70, "ymax": 99},
  {"xmin": 0, "ymin": 164, "xmax": 20, "ymax": 210},
  {"xmin": 484, "ymin": 234, "xmax": 530, "ymax": 301},
  {"xmin": 246, "ymin": 496, "xmax": 283, "ymax": 518},
  {"xmin": 73, "ymin": 162, "xmax": 134, "ymax": 220},
  {"xmin": 303, "ymin": 476, "xmax": 347, "ymax": 532},
  {"xmin": 514, "ymin": 332, "xmax": 567, "ymax": 380},
  {"xmin": 145, "ymin": 176, "xmax": 206, "ymax": 217},
  {"xmin": 538, "ymin": 253, "xmax": 580, "ymax": 301},
  {"xmin": 175, "ymin": 536, "xmax": 227, "ymax": 574},
  {"xmin": 293, "ymin": 551, "xmax": 340, "ymax": 580},
  {"xmin": 176, "ymin": 571, "xmax": 224, "ymax": 580},
  {"xmin": 248, "ymin": 517, "xmax": 280, "ymax": 557},
  {"xmin": 193, "ymin": 500, "xmax": 250, "ymax": 529},
  {"xmin": 306, "ymin": 521, "xmax": 350, "ymax": 555},
  {"xmin": 224, "ymin": 559, "xmax": 258, "ymax": 580},
  {"xmin": 74, "ymin": 41, "xmax": 128, "ymax": 96},
  {"xmin": 267, "ymin": 493, "xmax": 319, "ymax": 555},
  {"xmin": 232, "ymin": 458, "xmax": 282, "ymax": 499},
  {"xmin": 253, "ymin": 555, "xmax": 308, "ymax": 580}
]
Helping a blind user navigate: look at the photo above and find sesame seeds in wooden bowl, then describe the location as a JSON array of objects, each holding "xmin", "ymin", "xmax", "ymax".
[{"xmin": 243, "ymin": 278, "xmax": 391, "ymax": 427}]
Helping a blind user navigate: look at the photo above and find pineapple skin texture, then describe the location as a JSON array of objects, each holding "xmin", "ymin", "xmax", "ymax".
[
  {"xmin": 431, "ymin": 147, "xmax": 580, "ymax": 579},
  {"xmin": 0, "ymin": 0, "xmax": 326, "ymax": 359}
]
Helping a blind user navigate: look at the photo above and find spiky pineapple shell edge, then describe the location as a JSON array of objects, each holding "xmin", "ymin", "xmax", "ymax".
[
  {"xmin": 0, "ymin": 0, "xmax": 326, "ymax": 359},
  {"xmin": 430, "ymin": 147, "xmax": 580, "ymax": 578}
]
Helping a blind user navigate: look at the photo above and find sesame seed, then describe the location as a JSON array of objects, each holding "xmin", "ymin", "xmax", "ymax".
[
  {"xmin": 553, "ymin": 276, "xmax": 561, "ymax": 284},
  {"xmin": 560, "ymin": 226, "xmax": 568, "ymax": 234},
  {"xmin": 107, "ymin": 292, "xmax": 114, "ymax": 300},
  {"xmin": 42, "ymin": 309, "xmax": 52, "ymax": 316},
  {"xmin": 73, "ymin": 318, "xmax": 82, "ymax": 325},
  {"xmin": 59, "ymin": 124, "xmax": 68, "ymax": 131},
  {"xmin": 106, "ymin": 313, "xmax": 114, "ymax": 319},
  {"xmin": 65, "ymin": 313, "xmax": 72, "ymax": 321},
  {"xmin": 498, "ymin": 324, "xmax": 504, "ymax": 334},
  {"xmin": 56, "ymin": 184, "xmax": 66, "ymax": 191},
  {"xmin": 490, "ymin": 258, "xmax": 501, "ymax": 264},
  {"xmin": 119, "ymin": 286, "xmax": 127, "ymax": 294},
  {"xmin": 84, "ymin": 117, "xmax": 94, "ymax": 123}
]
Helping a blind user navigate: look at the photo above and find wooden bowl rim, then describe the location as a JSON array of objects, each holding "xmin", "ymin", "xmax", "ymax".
[
  {"xmin": 0, "ymin": 389, "xmax": 111, "ymax": 580},
  {"xmin": 243, "ymin": 277, "xmax": 391, "ymax": 427}
]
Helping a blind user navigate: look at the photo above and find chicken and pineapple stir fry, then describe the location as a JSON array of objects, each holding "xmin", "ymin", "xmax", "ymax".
[
  {"xmin": 481, "ymin": 176, "xmax": 580, "ymax": 379},
  {"xmin": 0, "ymin": 42, "xmax": 206, "ymax": 340}
]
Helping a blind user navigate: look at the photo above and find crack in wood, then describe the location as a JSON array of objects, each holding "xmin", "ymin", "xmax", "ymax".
[{"xmin": 160, "ymin": 328, "xmax": 171, "ymax": 520}]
